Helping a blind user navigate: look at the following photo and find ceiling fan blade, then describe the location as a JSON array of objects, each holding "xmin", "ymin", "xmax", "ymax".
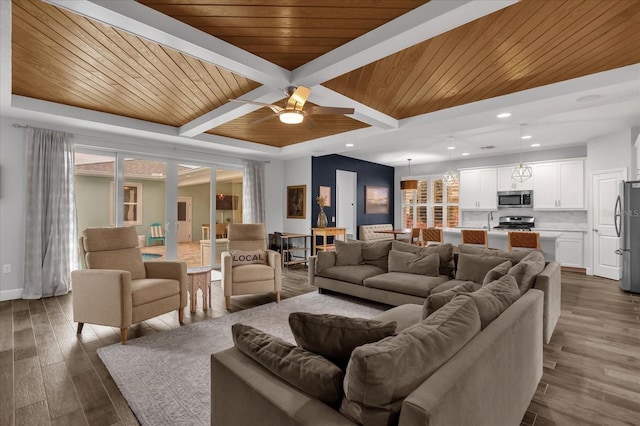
[
  {"xmin": 250, "ymin": 114, "xmax": 279, "ymax": 125},
  {"xmin": 228, "ymin": 99, "xmax": 283, "ymax": 114},
  {"xmin": 303, "ymin": 117, "xmax": 317, "ymax": 130},
  {"xmin": 286, "ymin": 86, "xmax": 311, "ymax": 111},
  {"xmin": 305, "ymin": 106, "xmax": 355, "ymax": 116}
]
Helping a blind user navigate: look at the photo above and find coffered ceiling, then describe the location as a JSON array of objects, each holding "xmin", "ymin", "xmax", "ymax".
[{"xmin": 3, "ymin": 0, "xmax": 640, "ymax": 165}]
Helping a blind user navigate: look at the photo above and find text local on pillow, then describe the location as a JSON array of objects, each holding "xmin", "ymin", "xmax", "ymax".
[{"xmin": 233, "ymin": 252, "xmax": 265, "ymax": 262}]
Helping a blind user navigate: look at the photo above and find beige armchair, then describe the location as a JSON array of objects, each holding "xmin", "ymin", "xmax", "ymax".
[
  {"xmin": 221, "ymin": 224, "xmax": 281, "ymax": 310},
  {"xmin": 72, "ymin": 226, "xmax": 187, "ymax": 344}
]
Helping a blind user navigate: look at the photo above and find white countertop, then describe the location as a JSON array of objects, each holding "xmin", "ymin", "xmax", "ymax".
[{"xmin": 447, "ymin": 228, "xmax": 563, "ymax": 238}]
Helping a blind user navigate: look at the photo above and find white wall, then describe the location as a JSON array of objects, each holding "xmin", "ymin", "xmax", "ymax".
[
  {"xmin": 0, "ymin": 116, "xmax": 27, "ymax": 300},
  {"xmin": 283, "ymin": 157, "xmax": 312, "ymax": 234}
]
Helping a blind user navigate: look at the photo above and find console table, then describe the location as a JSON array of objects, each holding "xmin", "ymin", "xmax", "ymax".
[{"xmin": 311, "ymin": 227, "xmax": 346, "ymax": 255}]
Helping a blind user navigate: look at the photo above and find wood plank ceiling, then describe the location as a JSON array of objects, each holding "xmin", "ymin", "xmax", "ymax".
[{"xmin": 11, "ymin": 0, "xmax": 640, "ymax": 149}]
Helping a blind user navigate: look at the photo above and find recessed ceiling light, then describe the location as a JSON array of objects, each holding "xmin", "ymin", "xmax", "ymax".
[
  {"xmin": 447, "ymin": 146, "xmax": 456, "ymax": 150},
  {"xmin": 345, "ymin": 143, "xmax": 354, "ymax": 147},
  {"xmin": 576, "ymin": 94, "xmax": 602, "ymax": 103},
  {"xmin": 462, "ymin": 152, "xmax": 470, "ymax": 156},
  {"xmin": 496, "ymin": 112, "xmax": 511, "ymax": 118},
  {"xmin": 531, "ymin": 143, "xmax": 541, "ymax": 147},
  {"xmin": 521, "ymin": 135, "xmax": 532, "ymax": 140}
]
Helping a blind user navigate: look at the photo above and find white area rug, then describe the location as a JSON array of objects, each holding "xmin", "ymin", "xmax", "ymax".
[{"xmin": 98, "ymin": 292, "xmax": 385, "ymax": 425}]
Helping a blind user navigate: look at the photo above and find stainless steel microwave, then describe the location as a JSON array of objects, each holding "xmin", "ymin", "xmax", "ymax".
[{"xmin": 497, "ymin": 190, "xmax": 533, "ymax": 208}]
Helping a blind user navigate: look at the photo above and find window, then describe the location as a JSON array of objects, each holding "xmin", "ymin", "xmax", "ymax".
[
  {"xmin": 110, "ymin": 182, "xmax": 143, "ymax": 225},
  {"xmin": 402, "ymin": 177, "xmax": 459, "ymax": 229}
]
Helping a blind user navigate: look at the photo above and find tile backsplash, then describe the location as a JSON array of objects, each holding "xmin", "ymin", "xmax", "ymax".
[{"xmin": 461, "ymin": 208, "xmax": 588, "ymax": 230}]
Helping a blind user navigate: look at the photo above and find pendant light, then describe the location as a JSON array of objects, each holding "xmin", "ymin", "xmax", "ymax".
[
  {"xmin": 400, "ymin": 159, "xmax": 418, "ymax": 190},
  {"xmin": 442, "ymin": 137, "xmax": 458, "ymax": 185},
  {"xmin": 512, "ymin": 123, "xmax": 533, "ymax": 183}
]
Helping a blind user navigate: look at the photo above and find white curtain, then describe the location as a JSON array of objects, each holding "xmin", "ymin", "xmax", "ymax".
[
  {"xmin": 23, "ymin": 127, "xmax": 78, "ymax": 299},
  {"xmin": 242, "ymin": 160, "xmax": 265, "ymax": 224}
]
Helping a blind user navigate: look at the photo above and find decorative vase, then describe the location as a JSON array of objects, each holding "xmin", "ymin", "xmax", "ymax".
[{"xmin": 317, "ymin": 210, "xmax": 328, "ymax": 228}]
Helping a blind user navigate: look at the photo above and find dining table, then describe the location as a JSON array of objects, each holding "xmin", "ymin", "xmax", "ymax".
[{"xmin": 374, "ymin": 229, "xmax": 411, "ymax": 240}]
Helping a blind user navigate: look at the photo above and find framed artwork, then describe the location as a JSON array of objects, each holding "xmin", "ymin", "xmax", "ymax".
[
  {"xmin": 319, "ymin": 186, "xmax": 331, "ymax": 207},
  {"xmin": 287, "ymin": 185, "xmax": 306, "ymax": 219},
  {"xmin": 365, "ymin": 186, "xmax": 389, "ymax": 214}
]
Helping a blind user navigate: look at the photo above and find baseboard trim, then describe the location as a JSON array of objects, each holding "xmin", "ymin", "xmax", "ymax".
[
  {"xmin": 0, "ymin": 288, "xmax": 23, "ymax": 301},
  {"xmin": 561, "ymin": 266, "xmax": 587, "ymax": 274}
]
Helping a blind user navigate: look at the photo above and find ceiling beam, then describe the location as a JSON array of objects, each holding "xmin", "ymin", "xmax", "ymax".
[
  {"xmin": 179, "ymin": 86, "xmax": 284, "ymax": 137},
  {"xmin": 291, "ymin": 0, "xmax": 517, "ymax": 88},
  {"xmin": 43, "ymin": 0, "xmax": 291, "ymax": 89}
]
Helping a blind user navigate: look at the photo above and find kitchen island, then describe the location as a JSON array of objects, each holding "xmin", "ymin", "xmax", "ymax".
[{"xmin": 445, "ymin": 228, "xmax": 562, "ymax": 261}]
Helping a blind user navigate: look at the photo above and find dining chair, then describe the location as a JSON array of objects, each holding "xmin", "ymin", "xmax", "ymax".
[
  {"xmin": 409, "ymin": 228, "xmax": 421, "ymax": 245},
  {"xmin": 460, "ymin": 229, "xmax": 488, "ymax": 247},
  {"xmin": 421, "ymin": 228, "xmax": 444, "ymax": 246},
  {"xmin": 507, "ymin": 231, "xmax": 541, "ymax": 251}
]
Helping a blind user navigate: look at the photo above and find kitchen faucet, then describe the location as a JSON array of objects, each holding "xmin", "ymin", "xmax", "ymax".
[{"xmin": 487, "ymin": 211, "xmax": 495, "ymax": 230}]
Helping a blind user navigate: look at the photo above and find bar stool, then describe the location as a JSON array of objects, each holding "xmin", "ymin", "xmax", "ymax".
[
  {"xmin": 460, "ymin": 229, "xmax": 488, "ymax": 247},
  {"xmin": 421, "ymin": 228, "xmax": 444, "ymax": 246},
  {"xmin": 507, "ymin": 231, "xmax": 540, "ymax": 251}
]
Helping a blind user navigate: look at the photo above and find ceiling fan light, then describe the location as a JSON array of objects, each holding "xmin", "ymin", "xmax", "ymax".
[
  {"xmin": 401, "ymin": 179, "xmax": 418, "ymax": 190},
  {"xmin": 279, "ymin": 111, "xmax": 304, "ymax": 124},
  {"xmin": 512, "ymin": 163, "xmax": 533, "ymax": 183}
]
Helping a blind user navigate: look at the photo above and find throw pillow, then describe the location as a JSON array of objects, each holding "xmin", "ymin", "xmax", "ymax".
[
  {"xmin": 422, "ymin": 281, "xmax": 478, "ymax": 319},
  {"xmin": 340, "ymin": 296, "xmax": 480, "ymax": 425},
  {"xmin": 392, "ymin": 241, "xmax": 455, "ymax": 277},
  {"xmin": 464, "ymin": 274, "xmax": 520, "ymax": 329},
  {"xmin": 289, "ymin": 312, "xmax": 396, "ymax": 370},
  {"xmin": 230, "ymin": 249, "xmax": 267, "ymax": 266},
  {"xmin": 334, "ymin": 240, "xmax": 363, "ymax": 266},
  {"xmin": 361, "ymin": 240, "xmax": 392, "ymax": 271},
  {"xmin": 482, "ymin": 260, "xmax": 513, "ymax": 285},
  {"xmin": 315, "ymin": 251, "xmax": 336, "ymax": 274},
  {"xmin": 231, "ymin": 323, "xmax": 344, "ymax": 407},
  {"xmin": 507, "ymin": 250, "xmax": 546, "ymax": 294},
  {"xmin": 455, "ymin": 253, "xmax": 511, "ymax": 284},
  {"xmin": 458, "ymin": 244, "xmax": 537, "ymax": 265},
  {"xmin": 387, "ymin": 250, "xmax": 440, "ymax": 276}
]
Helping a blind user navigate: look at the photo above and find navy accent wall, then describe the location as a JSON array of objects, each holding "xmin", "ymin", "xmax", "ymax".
[{"xmin": 311, "ymin": 154, "xmax": 394, "ymax": 238}]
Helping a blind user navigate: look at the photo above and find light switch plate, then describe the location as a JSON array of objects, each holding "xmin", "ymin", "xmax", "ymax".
[{"xmin": 2, "ymin": 264, "xmax": 11, "ymax": 274}]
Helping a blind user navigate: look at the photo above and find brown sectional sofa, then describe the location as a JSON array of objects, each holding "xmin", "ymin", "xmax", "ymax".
[{"xmin": 308, "ymin": 240, "xmax": 560, "ymax": 344}]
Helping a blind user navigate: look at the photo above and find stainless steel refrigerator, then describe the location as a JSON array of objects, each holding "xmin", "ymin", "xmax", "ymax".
[{"xmin": 615, "ymin": 181, "xmax": 640, "ymax": 293}]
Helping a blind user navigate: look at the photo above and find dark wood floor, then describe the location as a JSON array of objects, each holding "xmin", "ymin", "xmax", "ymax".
[{"xmin": 0, "ymin": 269, "xmax": 638, "ymax": 425}]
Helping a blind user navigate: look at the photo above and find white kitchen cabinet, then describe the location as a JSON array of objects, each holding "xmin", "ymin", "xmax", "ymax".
[
  {"xmin": 533, "ymin": 160, "xmax": 584, "ymax": 209},
  {"xmin": 556, "ymin": 231, "xmax": 584, "ymax": 268},
  {"xmin": 459, "ymin": 168, "xmax": 497, "ymax": 210},
  {"xmin": 497, "ymin": 166, "xmax": 534, "ymax": 191}
]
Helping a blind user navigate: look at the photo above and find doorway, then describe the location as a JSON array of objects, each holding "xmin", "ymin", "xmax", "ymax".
[
  {"xmin": 336, "ymin": 170, "xmax": 357, "ymax": 239},
  {"xmin": 177, "ymin": 196, "xmax": 192, "ymax": 242},
  {"xmin": 592, "ymin": 168, "xmax": 626, "ymax": 279}
]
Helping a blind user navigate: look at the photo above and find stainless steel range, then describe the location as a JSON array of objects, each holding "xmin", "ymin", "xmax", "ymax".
[{"xmin": 492, "ymin": 216, "xmax": 535, "ymax": 231}]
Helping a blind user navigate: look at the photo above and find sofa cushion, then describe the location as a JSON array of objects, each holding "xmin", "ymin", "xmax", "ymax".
[
  {"xmin": 422, "ymin": 281, "xmax": 479, "ymax": 319},
  {"xmin": 455, "ymin": 253, "xmax": 511, "ymax": 284},
  {"xmin": 85, "ymin": 247, "xmax": 147, "ymax": 280},
  {"xmin": 430, "ymin": 279, "xmax": 471, "ymax": 294},
  {"xmin": 334, "ymin": 241, "xmax": 363, "ymax": 266},
  {"xmin": 507, "ymin": 250, "xmax": 546, "ymax": 294},
  {"xmin": 315, "ymin": 251, "xmax": 336, "ymax": 274},
  {"xmin": 318, "ymin": 265, "xmax": 385, "ymax": 285},
  {"xmin": 464, "ymin": 274, "xmax": 520, "ymax": 329},
  {"xmin": 340, "ymin": 296, "xmax": 480, "ymax": 425},
  {"xmin": 230, "ymin": 249, "xmax": 267, "ymax": 266},
  {"xmin": 232, "ymin": 323, "xmax": 344, "ymax": 407},
  {"xmin": 363, "ymin": 272, "xmax": 449, "ymax": 298},
  {"xmin": 373, "ymin": 304, "xmax": 423, "ymax": 333},
  {"xmin": 289, "ymin": 313, "xmax": 396, "ymax": 370},
  {"xmin": 232, "ymin": 264, "xmax": 275, "ymax": 283},
  {"xmin": 392, "ymin": 241, "xmax": 455, "ymax": 277},
  {"xmin": 131, "ymin": 278, "xmax": 180, "ymax": 307},
  {"xmin": 482, "ymin": 260, "xmax": 513, "ymax": 285},
  {"xmin": 388, "ymin": 250, "xmax": 440, "ymax": 276},
  {"xmin": 361, "ymin": 240, "xmax": 392, "ymax": 271},
  {"xmin": 82, "ymin": 226, "xmax": 138, "ymax": 251},
  {"xmin": 458, "ymin": 244, "xmax": 537, "ymax": 265}
]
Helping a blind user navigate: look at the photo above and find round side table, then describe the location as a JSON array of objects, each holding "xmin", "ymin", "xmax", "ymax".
[{"xmin": 187, "ymin": 266, "xmax": 212, "ymax": 313}]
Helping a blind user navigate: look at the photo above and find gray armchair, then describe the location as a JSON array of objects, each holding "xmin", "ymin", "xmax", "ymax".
[
  {"xmin": 221, "ymin": 224, "xmax": 281, "ymax": 310},
  {"xmin": 72, "ymin": 226, "xmax": 187, "ymax": 344}
]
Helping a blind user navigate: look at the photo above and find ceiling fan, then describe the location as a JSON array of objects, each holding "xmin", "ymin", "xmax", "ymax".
[{"xmin": 229, "ymin": 86, "xmax": 355, "ymax": 130}]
